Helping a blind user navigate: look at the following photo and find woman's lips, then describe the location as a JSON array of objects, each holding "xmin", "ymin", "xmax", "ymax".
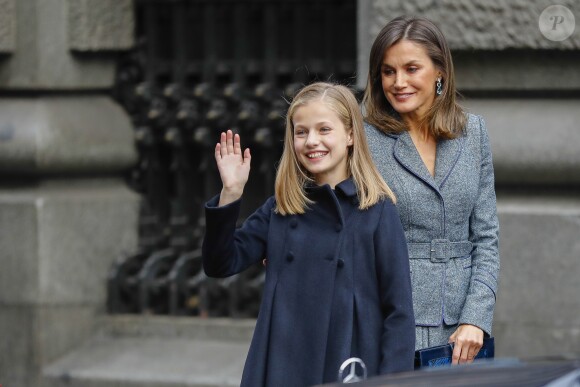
[{"xmin": 393, "ymin": 92, "xmax": 415, "ymax": 101}]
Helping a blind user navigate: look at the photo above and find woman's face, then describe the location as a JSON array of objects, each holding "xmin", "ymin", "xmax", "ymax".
[
  {"xmin": 292, "ymin": 100, "xmax": 353, "ymax": 188},
  {"xmin": 380, "ymin": 40, "xmax": 441, "ymax": 122}
]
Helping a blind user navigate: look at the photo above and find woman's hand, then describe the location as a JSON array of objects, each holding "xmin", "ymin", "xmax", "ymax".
[
  {"xmin": 448, "ymin": 324, "xmax": 484, "ymax": 365},
  {"xmin": 215, "ymin": 130, "xmax": 251, "ymax": 206}
]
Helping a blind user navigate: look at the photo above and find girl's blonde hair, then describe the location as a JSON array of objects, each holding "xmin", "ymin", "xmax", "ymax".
[
  {"xmin": 275, "ymin": 82, "xmax": 396, "ymax": 215},
  {"xmin": 363, "ymin": 15, "xmax": 466, "ymax": 139}
]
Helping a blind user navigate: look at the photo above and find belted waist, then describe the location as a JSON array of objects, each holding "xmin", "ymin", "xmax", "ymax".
[{"xmin": 407, "ymin": 239, "xmax": 473, "ymax": 263}]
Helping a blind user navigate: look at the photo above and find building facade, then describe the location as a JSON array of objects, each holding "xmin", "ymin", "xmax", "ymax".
[{"xmin": 0, "ymin": 1, "xmax": 578, "ymax": 386}]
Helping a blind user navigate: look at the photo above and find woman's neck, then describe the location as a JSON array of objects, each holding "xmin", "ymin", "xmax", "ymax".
[{"xmin": 404, "ymin": 116, "xmax": 432, "ymax": 142}]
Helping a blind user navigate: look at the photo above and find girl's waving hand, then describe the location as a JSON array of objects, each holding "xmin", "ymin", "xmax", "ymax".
[{"xmin": 215, "ymin": 129, "xmax": 251, "ymax": 206}]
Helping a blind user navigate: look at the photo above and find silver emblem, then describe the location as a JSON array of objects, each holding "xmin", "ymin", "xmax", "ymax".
[{"xmin": 338, "ymin": 357, "xmax": 367, "ymax": 383}]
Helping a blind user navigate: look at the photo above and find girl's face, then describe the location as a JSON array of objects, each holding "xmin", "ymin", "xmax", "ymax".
[
  {"xmin": 292, "ymin": 100, "xmax": 353, "ymax": 188},
  {"xmin": 381, "ymin": 39, "xmax": 441, "ymax": 123}
]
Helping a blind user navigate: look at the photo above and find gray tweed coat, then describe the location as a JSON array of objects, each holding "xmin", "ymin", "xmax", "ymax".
[{"xmin": 364, "ymin": 113, "xmax": 500, "ymax": 340}]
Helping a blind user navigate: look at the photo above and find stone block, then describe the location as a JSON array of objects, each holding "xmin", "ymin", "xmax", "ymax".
[
  {"xmin": 494, "ymin": 322, "xmax": 580, "ymax": 360},
  {"xmin": 0, "ymin": 306, "xmax": 35, "ymax": 387},
  {"xmin": 463, "ymin": 99, "xmax": 580, "ymax": 185},
  {"xmin": 102, "ymin": 315, "xmax": 256, "ymax": 342},
  {"xmin": 363, "ymin": 0, "xmax": 580, "ymax": 50},
  {"xmin": 0, "ymin": 0, "xmax": 16, "ymax": 53},
  {"xmin": 68, "ymin": 0, "xmax": 134, "ymax": 52},
  {"xmin": 493, "ymin": 194, "xmax": 580, "ymax": 358},
  {"xmin": 0, "ymin": 96, "xmax": 137, "ymax": 174},
  {"xmin": 42, "ymin": 318, "xmax": 250, "ymax": 387},
  {"xmin": 0, "ymin": 305, "xmax": 97, "ymax": 387},
  {"xmin": 0, "ymin": 178, "xmax": 140, "ymax": 305},
  {"xmin": 0, "ymin": 0, "xmax": 133, "ymax": 89},
  {"xmin": 454, "ymin": 50, "xmax": 580, "ymax": 91},
  {"xmin": 35, "ymin": 305, "xmax": 98, "ymax": 366},
  {"xmin": 0, "ymin": 200, "xmax": 41, "ymax": 303}
]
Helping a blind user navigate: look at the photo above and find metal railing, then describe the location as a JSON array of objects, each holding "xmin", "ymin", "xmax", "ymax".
[{"xmin": 108, "ymin": 0, "xmax": 357, "ymax": 317}]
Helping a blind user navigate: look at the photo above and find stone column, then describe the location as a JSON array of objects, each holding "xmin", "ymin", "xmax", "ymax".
[
  {"xmin": 358, "ymin": 0, "xmax": 580, "ymax": 359},
  {"xmin": 0, "ymin": 1, "xmax": 139, "ymax": 386}
]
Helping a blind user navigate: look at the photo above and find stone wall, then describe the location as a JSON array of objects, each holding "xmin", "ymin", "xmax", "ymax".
[
  {"xmin": 358, "ymin": 0, "xmax": 580, "ymax": 359},
  {"xmin": 0, "ymin": 1, "xmax": 138, "ymax": 386},
  {"xmin": 0, "ymin": 0, "xmax": 16, "ymax": 53},
  {"xmin": 0, "ymin": 0, "xmax": 133, "ymax": 89}
]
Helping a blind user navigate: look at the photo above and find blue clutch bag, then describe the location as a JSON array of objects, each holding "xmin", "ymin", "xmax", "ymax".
[{"xmin": 414, "ymin": 337, "xmax": 495, "ymax": 369}]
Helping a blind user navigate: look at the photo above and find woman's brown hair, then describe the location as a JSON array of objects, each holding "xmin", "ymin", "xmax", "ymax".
[{"xmin": 363, "ymin": 15, "xmax": 466, "ymax": 139}]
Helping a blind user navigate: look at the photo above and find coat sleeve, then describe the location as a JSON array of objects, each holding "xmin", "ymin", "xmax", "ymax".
[
  {"xmin": 459, "ymin": 115, "xmax": 500, "ymax": 336},
  {"xmin": 374, "ymin": 201, "xmax": 416, "ymax": 374},
  {"xmin": 202, "ymin": 195, "xmax": 275, "ymax": 278}
]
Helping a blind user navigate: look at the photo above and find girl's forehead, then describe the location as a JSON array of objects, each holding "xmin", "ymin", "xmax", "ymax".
[{"xmin": 292, "ymin": 100, "xmax": 341, "ymax": 120}]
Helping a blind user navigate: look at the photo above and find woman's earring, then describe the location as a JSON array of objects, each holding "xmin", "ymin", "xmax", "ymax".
[{"xmin": 436, "ymin": 77, "xmax": 443, "ymax": 95}]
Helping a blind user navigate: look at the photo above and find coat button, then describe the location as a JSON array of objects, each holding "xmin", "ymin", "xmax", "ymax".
[
  {"xmin": 337, "ymin": 259, "xmax": 344, "ymax": 268},
  {"xmin": 335, "ymin": 223, "xmax": 342, "ymax": 232},
  {"xmin": 290, "ymin": 218, "xmax": 298, "ymax": 228},
  {"xmin": 286, "ymin": 252, "xmax": 294, "ymax": 262}
]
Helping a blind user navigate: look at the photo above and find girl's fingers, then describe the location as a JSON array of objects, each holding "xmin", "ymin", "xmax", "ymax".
[
  {"xmin": 244, "ymin": 148, "xmax": 251, "ymax": 164},
  {"xmin": 215, "ymin": 143, "xmax": 221, "ymax": 160},
  {"xmin": 234, "ymin": 133, "xmax": 242, "ymax": 155},
  {"xmin": 226, "ymin": 130, "xmax": 235, "ymax": 154},
  {"xmin": 220, "ymin": 132, "xmax": 227, "ymax": 156},
  {"xmin": 219, "ymin": 130, "xmax": 245, "ymax": 157}
]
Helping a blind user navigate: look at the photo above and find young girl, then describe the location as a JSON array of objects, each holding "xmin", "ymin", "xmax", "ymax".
[{"xmin": 202, "ymin": 82, "xmax": 414, "ymax": 386}]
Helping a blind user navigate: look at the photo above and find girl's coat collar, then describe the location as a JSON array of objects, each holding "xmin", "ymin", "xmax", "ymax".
[
  {"xmin": 303, "ymin": 178, "xmax": 358, "ymax": 226},
  {"xmin": 304, "ymin": 178, "xmax": 357, "ymax": 198}
]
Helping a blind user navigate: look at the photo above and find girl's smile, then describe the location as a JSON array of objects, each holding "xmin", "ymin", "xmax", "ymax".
[{"xmin": 306, "ymin": 151, "xmax": 328, "ymax": 159}]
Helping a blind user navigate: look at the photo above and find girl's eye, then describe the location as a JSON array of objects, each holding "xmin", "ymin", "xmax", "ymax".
[
  {"xmin": 320, "ymin": 127, "xmax": 331, "ymax": 132},
  {"xmin": 294, "ymin": 129, "xmax": 306, "ymax": 137}
]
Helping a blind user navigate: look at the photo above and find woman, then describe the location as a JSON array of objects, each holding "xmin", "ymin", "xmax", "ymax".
[{"xmin": 363, "ymin": 15, "xmax": 500, "ymax": 365}]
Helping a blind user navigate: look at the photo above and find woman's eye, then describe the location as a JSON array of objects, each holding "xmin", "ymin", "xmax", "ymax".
[
  {"xmin": 320, "ymin": 127, "xmax": 331, "ymax": 132},
  {"xmin": 408, "ymin": 67, "xmax": 418, "ymax": 73},
  {"xmin": 383, "ymin": 69, "xmax": 395, "ymax": 76}
]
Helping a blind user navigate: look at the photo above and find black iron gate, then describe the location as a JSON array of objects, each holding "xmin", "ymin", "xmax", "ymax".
[{"xmin": 108, "ymin": 0, "xmax": 358, "ymax": 317}]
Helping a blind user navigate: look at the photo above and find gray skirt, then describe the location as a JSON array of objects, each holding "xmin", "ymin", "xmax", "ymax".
[{"xmin": 415, "ymin": 324, "xmax": 458, "ymax": 350}]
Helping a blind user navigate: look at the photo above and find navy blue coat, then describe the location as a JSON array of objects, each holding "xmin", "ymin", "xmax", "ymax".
[{"xmin": 202, "ymin": 179, "xmax": 415, "ymax": 387}]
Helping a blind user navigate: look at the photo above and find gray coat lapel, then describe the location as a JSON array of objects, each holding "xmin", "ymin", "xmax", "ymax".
[
  {"xmin": 434, "ymin": 136, "xmax": 464, "ymax": 188},
  {"xmin": 393, "ymin": 131, "xmax": 438, "ymax": 192},
  {"xmin": 393, "ymin": 131, "xmax": 465, "ymax": 192}
]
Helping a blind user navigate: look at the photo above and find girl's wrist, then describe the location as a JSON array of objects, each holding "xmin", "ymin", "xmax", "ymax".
[{"xmin": 218, "ymin": 187, "xmax": 243, "ymax": 206}]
